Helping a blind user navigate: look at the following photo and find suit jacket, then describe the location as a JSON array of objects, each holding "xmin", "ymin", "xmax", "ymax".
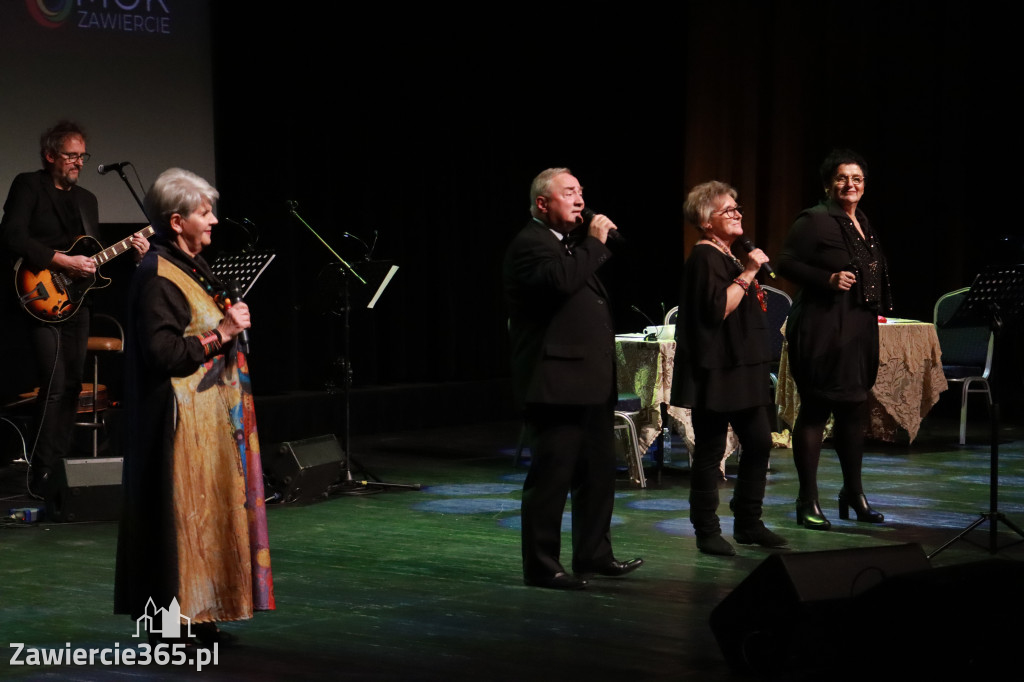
[
  {"xmin": 503, "ymin": 219, "xmax": 615, "ymax": 407},
  {"xmin": 0, "ymin": 169, "xmax": 100, "ymax": 271}
]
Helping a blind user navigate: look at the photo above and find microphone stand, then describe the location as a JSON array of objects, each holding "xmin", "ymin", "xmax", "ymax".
[
  {"xmin": 103, "ymin": 164, "xmax": 149, "ymax": 221},
  {"xmin": 287, "ymin": 202, "xmax": 419, "ymax": 496}
]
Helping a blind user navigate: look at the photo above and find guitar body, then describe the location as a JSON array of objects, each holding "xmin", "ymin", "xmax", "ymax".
[{"xmin": 14, "ymin": 226, "xmax": 154, "ymax": 323}]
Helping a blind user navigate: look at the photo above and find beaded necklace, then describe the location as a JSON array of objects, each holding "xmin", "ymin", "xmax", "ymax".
[{"xmin": 191, "ymin": 267, "xmax": 217, "ymax": 294}]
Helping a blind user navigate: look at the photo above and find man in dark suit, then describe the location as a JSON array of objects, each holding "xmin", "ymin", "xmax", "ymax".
[
  {"xmin": 503, "ymin": 167, "xmax": 643, "ymax": 590},
  {"xmin": 0, "ymin": 121, "xmax": 144, "ymax": 496}
]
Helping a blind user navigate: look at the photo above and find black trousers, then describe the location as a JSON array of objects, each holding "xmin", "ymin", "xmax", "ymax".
[
  {"xmin": 690, "ymin": 405, "xmax": 773, "ymax": 491},
  {"xmin": 521, "ymin": 403, "xmax": 616, "ymax": 578},
  {"xmin": 28, "ymin": 308, "xmax": 90, "ymax": 470}
]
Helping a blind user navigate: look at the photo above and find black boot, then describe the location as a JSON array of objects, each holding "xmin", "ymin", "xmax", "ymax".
[
  {"xmin": 795, "ymin": 498, "xmax": 831, "ymax": 530},
  {"xmin": 730, "ymin": 479, "xmax": 787, "ymax": 548},
  {"xmin": 838, "ymin": 488, "xmax": 884, "ymax": 523},
  {"xmin": 690, "ymin": 488, "xmax": 735, "ymax": 556}
]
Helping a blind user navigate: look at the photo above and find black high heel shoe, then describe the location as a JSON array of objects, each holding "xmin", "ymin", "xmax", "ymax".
[
  {"xmin": 838, "ymin": 489, "xmax": 884, "ymax": 523},
  {"xmin": 795, "ymin": 498, "xmax": 831, "ymax": 530}
]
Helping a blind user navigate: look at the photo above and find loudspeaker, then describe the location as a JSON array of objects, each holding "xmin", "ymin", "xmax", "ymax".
[
  {"xmin": 263, "ymin": 434, "xmax": 344, "ymax": 503},
  {"xmin": 46, "ymin": 456, "xmax": 123, "ymax": 522},
  {"xmin": 709, "ymin": 543, "xmax": 930, "ymax": 675},
  {"xmin": 848, "ymin": 557, "xmax": 1024, "ymax": 675}
]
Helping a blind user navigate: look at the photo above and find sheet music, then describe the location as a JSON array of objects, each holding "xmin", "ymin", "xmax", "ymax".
[{"xmin": 367, "ymin": 264, "xmax": 399, "ymax": 309}]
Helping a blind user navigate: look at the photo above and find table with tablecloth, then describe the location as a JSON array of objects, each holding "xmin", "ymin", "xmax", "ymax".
[
  {"xmin": 776, "ymin": 319, "xmax": 948, "ymax": 443},
  {"xmin": 615, "ymin": 332, "xmax": 740, "ymax": 462}
]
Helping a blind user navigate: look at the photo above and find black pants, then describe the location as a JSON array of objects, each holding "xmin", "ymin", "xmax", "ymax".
[
  {"xmin": 690, "ymin": 405, "xmax": 772, "ymax": 491},
  {"xmin": 28, "ymin": 308, "xmax": 90, "ymax": 471},
  {"xmin": 521, "ymin": 403, "xmax": 616, "ymax": 579}
]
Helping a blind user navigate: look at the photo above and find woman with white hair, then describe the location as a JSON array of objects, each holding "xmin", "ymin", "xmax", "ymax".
[
  {"xmin": 670, "ymin": 181, "xmax": 786, "ymax": 556},
  {"xmin": 114, "ymin": 168, "xmax": 274, "ymax": 646}
]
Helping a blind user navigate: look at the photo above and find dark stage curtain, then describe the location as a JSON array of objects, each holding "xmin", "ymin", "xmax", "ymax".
[{"xmin": 208, "ymin": 2, "xmax": 1020, "ymax": 408}]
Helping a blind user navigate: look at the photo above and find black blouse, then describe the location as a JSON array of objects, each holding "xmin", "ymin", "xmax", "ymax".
[{"xmin": 670, "ymin": 244, "xmax": 772, "ymax": 412}]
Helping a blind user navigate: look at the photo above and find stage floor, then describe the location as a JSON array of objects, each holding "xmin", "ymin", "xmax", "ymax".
[{"xmin": 2, "ymin": 410, "xmax": 1023, "ymax": 680}]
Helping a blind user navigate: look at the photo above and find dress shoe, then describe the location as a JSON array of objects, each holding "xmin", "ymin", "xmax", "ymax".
[
  {"xmin": 575, "ymin": 557, "xmax": 644, "ymax": 577},
  {"xmin": 838, "ymin": 488, "xmax": 884, "ymax": 523},
  {"xmin": 696, "ymin": 533, "xmax": 736, "ymax": 556},
  {"xmin": 795, "ymin": 498, "xmax": 831, "ymax": 530},
  {"xmin": 523, "ymin": 571, "xmax": 588, "ymax": 590}
]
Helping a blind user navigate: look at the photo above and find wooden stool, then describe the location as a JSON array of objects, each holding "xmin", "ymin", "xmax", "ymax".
[{"xmin": 75, "ymin": 314, "xmax": 124, "ymax": 457}]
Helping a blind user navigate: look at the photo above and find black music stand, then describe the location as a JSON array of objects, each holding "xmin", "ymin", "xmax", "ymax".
[
  {"xmin": 928, "ymin": 264, "xmax": 1024, "ymax": 558},
  {"xmin": 287, "ymin": 202, "xmax": 417, "ymax": 495},
  {"xmin": 317, "ymin": 259, "xmax": 416, "ymax": 495},
  {"xmin": 210, "ymin": 250, "xmax": 275, "ymax": 356},
  {"xmin": 210, "ymin": 250, "xmax": 276, "ymax": 297}
]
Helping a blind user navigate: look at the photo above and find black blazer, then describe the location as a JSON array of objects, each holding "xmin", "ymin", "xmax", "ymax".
[
  {"xmin": 0, "ymin": 169, "xmax": 100, "ymax": 271},
  {"xmin": 503, "ymin": 219, "xmax": 616, "ymax": 408}
]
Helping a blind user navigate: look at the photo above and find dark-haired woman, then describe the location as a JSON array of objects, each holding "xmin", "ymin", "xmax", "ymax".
[{"xmin": 777, "ymin": 149, "xmax": 893, "ymax": 530}]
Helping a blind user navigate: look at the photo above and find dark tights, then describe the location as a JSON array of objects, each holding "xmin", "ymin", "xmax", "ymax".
[{"xmin": 791, "ymin": 398, "xmax": 868, "ymax": 501}]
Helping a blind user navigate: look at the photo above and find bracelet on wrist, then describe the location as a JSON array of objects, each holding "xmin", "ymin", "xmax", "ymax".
[
  {"xmin": 732, "ymin": 277, "xmax": 750, "ymax": 292},
  {"xmin": 198, "ymin": 329, "xmax": 223, "ymax": 355}
]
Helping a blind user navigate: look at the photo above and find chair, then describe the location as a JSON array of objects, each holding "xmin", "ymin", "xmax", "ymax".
[
  {"xmin": 75, "ymin": 313, "xmax": 125, "ymax": 457},
  {"xmin": 613, "ymin": 392, "xmax": 647, "ymax": 488},
  {"xmin": 934, "ymin": 288, "xmax": 993, "ymax": 445},
  {"xmin": 664, "ymin": 306, "xmax": 678, "ymax": 325},
  {"xmin": 514, "ymin": 392, "xmax": 648, "ymax": 489}
]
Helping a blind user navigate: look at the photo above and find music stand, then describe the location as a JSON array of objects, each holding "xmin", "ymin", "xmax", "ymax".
[
  {"xmin": 286, "ymin": 202, "xmax": 417, "ymax": 495},
  {"xmin": 210, "ymin": 250, "xmax": 276, "ymax": 297},
  {"xmin": 928, "ymin": 264, "xmax": 1024, "ymax": 558},
  {"xmin": 317, "ymin": 259, "xmax": 418, "ymax": 495}
]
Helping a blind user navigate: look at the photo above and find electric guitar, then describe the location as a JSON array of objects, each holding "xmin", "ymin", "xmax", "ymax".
[{"xmin": 14, "ymin": 225, "xmax": 155, "ymax": 323}]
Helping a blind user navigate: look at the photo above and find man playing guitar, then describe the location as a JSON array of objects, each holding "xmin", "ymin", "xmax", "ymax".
[{"xmin": 0, "ymin": 121, "xmax": 148, "ymax": 497}]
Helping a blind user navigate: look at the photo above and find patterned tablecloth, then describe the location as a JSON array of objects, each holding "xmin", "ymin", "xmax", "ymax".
[
  {"xmin": 776, "ymin": 320, "xmax": 948, "ymax": 443},
  {"xmin": 615, "ymin": 333, "xmax": 740, "ymax": 460}
]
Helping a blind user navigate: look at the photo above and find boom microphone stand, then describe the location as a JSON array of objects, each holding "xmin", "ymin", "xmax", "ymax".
[
  {"xmin": 97, "ymin": 161, "xmax": 148, "ymax": 220},
  {"xmin": 286, "ymin": 201, "xmax": 417, "ymax": 495}
]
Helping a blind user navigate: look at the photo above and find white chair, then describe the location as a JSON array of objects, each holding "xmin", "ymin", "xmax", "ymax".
[
  {"xmin": 613, "ymin": 392, "xmax": 646, "ymax": 488},
  {"xmin": 934, "ymin": 288, "xmax": 993, "ymax": 445}
]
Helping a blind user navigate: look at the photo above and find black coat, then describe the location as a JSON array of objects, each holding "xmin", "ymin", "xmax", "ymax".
[
  {"xmin": 776, "ymin": 200, "xmax": 890, "ymax": 402},
  {"xmin": 503, "ymin": 220, "xmax": 615, "ymax": 407}
]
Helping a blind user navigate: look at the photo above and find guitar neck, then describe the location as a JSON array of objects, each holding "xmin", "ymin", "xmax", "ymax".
[{"xmin": 92, "ymin": 226, "xmax": 156, "ymax": 265}]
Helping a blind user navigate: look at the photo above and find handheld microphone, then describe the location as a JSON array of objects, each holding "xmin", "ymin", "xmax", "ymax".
[
  {"xmin": 738, "ymin": 237, "xmax": 776, "ymax": 278},
  {"xmin": 227, "ymin": 280, "xmax": 250, "ymax": 354},
  {"xmin": 581, "ymin": 208, "xmax": 623, "ymax": 242},
  {"xmin": 97, "ymin": 161, "xmax": 130, "ymax": 175}
]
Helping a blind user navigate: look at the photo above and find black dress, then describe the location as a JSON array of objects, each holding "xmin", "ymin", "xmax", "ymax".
[{"xmin": 776, "ymin": 200, "xmax": 892, "ymax": 403}]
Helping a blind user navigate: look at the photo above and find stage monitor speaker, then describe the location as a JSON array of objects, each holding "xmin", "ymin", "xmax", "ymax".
[
  {"xmin": 263, "ymin": 434, "xmax": 344, "ymax": 504},
  {"xmin": 46, "ymin": 456, "xmax": 123, "ymax": 523},
  {"xmin": 709, "ymin": 543, "xmax": 930, "ymax": 676}
]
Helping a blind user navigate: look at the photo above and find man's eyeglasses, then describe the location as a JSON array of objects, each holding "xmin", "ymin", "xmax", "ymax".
[
  {"xmin": 833, "ymin": 175, "xmax": 863, "ymax": 186},
  {"xmin": 57, "ymin": 151, "xmax": 91, "ymax": 164}
]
